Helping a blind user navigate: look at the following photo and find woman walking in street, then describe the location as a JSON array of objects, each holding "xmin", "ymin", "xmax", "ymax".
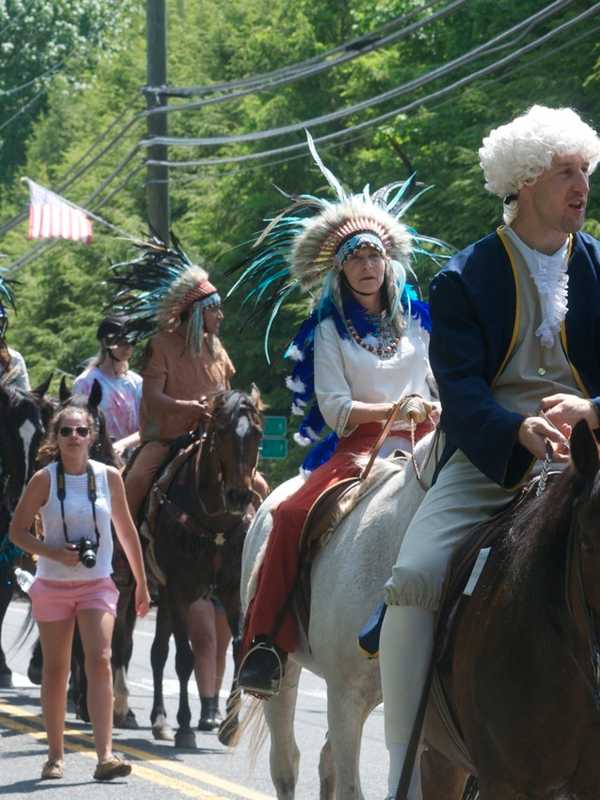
[{"xmin": 9, "ymin": 404, "xmax": 150, "ymax": 781}]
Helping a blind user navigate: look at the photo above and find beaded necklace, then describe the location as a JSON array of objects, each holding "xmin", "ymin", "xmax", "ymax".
[{"xmin": 345, "ymin": 312, "xmax": 402, "ymax": 359}]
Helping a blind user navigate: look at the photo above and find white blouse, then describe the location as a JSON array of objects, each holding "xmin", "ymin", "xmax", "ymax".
[{"xmin": 314, "ymin": 316, "xmax": 434, "ymax": 438}]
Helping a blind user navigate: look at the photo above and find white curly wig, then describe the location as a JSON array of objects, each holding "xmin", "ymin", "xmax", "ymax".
[{"xmin": 479, "ymin": 105, "xmax": 600, "ymax": 223}]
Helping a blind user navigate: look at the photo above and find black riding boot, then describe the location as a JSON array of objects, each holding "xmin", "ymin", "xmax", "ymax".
[
  {"xmin": 198, "ymin": 696, "xmax": 218, "ymax": 731},
  {"xmin": 211, "ymin": 694, "xmax": 222, "ymax": 725},
  {"xmin": 237, "ymin": 639, "xmax": 286, "ymax": 696}
]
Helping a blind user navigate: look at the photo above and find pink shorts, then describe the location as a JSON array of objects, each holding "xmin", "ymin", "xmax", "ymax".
[{"xmin": 29, "ymin": 577, "xmax": 119, "ymax": 623}]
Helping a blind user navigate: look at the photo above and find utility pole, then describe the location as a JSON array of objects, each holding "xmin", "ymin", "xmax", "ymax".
[{"xmin": 146, "ymin": 0, "xmax": 170, "ymax": 244}]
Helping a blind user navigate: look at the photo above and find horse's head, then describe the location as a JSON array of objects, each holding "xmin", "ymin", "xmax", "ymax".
[
  {"xmin": 0, "ymin": 379, "xmax": 48, "ymax": 511},
  {"xmin": 209, "ymin": 385, "xmax": 264, "ymax": 512}
]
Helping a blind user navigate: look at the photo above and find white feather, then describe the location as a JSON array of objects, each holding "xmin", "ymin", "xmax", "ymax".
[{"xmin": 286, "ymin": 376, "xmax": 306, "ymax": 394}]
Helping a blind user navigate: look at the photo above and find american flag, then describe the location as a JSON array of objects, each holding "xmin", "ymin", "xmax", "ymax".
[{"xmin": 26, "ymin": 179, "xmax": 93, "ymax": 244}]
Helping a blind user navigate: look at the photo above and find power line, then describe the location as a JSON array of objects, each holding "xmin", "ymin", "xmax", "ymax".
[
  {"xmin": 142, "ymin": 0, "xmax": 470, "ymax": 118},
  {"xmin": 148, "ymin": 0, "xmax": 452, "ymax": 98},
  {"xmin": 140, "ymin": 0, "xmax": 573, "ymax": 147},
  {"xmin": 149, "ymin": 1, "xmax": 599, "ymax": 170},
  {"xmin": 0, "ymin": 61, "xmax": 63, "ymax": 97},
  {"xmin": 0, "ymin": 2, "xmax": 463, "ymax": 238},
  {"xmin": 0, "ymin": 86, "xmax": 46, "ymax": 134}
]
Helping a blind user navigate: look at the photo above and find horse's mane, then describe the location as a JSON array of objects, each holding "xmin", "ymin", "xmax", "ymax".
[{"xmin": 505, "ymin": 467, "xmax": 580, "ymax": 613}]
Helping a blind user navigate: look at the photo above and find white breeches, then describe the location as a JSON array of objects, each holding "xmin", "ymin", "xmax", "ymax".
[{"xmin": 384, "ymin": 448, "xmax": 518, "ymax": 612}]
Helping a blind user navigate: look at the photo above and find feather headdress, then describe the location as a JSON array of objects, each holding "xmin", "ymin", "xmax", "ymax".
[
  {"xmin": 229, "ymin": 132, "xmax": 448, "ymax": 360},
  {"xmin": 110, "ymin": 234, "xmax": 221, "ymax": 356}
]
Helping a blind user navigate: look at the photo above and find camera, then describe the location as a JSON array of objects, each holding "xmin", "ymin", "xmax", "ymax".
[{"xmin": 76, "ymin": 538, "xmax": 98, "ymax": 569}]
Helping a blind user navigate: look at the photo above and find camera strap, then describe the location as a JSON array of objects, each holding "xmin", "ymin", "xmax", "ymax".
[{"xmin": 56, "ymin": 459, "xmax": 101, "ymax": 546}]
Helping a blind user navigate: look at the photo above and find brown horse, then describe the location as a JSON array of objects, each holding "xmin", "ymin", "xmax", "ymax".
[
  {"xmin": 423, "ymin": 419, "xmax": 600, "ymax": 800},
  {"xmin": 138, "ymin": 387, "xmax": 263, "ymax": 748}
]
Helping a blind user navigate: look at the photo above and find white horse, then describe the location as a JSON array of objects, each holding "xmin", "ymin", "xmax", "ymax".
[{"xmin": 238, "ymin": 431, "xmax": 438, "ymax": 800}]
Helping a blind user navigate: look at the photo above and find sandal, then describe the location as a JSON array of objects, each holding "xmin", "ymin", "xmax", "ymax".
[
  {"xmin": 93, "ymin": 754, "xmax": 132, "ymax": 781},
  {"xmin": 41, "ymin": 759, "xmax": 64, "ymax": 780}
]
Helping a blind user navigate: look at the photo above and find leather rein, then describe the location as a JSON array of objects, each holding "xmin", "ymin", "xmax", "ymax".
[{"xmin": 153, "ymin": 429, "xmax": 243, "ymax": 549}]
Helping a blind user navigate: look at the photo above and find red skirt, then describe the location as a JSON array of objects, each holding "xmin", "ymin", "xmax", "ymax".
[{"xmin": 242, "ymin": 423, "xmax": 389, "ymax": 655}]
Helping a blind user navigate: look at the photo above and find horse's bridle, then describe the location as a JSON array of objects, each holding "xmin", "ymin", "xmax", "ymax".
[
  {"xmin": 206, "ymin": 407, "xmax": 262, "ymax": 509},
  {"xmin": 565, "ymin": 498, "xmax": 600, "ymax": 711}
]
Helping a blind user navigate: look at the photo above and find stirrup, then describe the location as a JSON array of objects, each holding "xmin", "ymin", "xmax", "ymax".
[{"xmin": 237, "ymin": 641, "xmax": 284, "ymax": 698}]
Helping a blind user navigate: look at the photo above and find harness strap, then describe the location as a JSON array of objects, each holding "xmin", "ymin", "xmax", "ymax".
[
  {"xmin": 56, "ymin": 459, "xmax": 101, "ymax": 546},
  {"xmin": 153, "ymin": 484, "xmax": 239, "ymax": 546}
]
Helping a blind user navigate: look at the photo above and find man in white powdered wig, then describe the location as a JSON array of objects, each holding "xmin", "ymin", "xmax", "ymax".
[{"xmin": 379, "ymin": 105, "xmax": 600, "ymax": 799}]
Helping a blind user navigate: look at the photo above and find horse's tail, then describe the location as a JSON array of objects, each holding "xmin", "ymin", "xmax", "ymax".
[
  {"xmin": 462, "ymin": 776, "xmax": 479, "ymax": 800},
  {"xmin": 219, "ymin": 688, "xmax": 268, "ymax": 764}
]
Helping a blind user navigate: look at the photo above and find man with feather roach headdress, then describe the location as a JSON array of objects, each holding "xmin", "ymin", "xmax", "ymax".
[
  {"xmin": 109, "ymin": 235, "xmax": 239, "ymax": 731},
  {"xmin": 109, "ymin": 234, "xmax": 234, "ymax": 521}
]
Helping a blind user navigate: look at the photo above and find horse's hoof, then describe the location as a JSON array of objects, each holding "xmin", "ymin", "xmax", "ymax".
[
  {"xmin": 114, "ymin": 709, "xmax": 139, "ymax": 729},
  {"xmin": 27, "ymin": 663, "xmax": 42, "ymax": 685},
  {"xmin": 0, "ymin": 670, "xmax": 13, "ymax": 689},
  {"xmin": 217, "ymin": 716, "xmax": 239, "ymax": 747},
  {"xmin": 174, "ymin": 729, "xmax": 197, "ymax": 749},
  {"xmin": 152, "ymin": 722, "xmax": 174, "ymax": 741}
]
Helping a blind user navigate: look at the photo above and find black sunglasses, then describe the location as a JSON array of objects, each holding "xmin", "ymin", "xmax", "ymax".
[{"xmin": 59, "ymin": 426, "xmax": 90, "ymax": 438}]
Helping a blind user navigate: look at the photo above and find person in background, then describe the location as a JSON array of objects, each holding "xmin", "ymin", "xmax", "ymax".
[
  {"xmin": 0, "ymin": 281, "xmax": 30, "ymax": 392},
  {"xmin": 9, "ymin": 404, "xmax": 150, "ymax": 781},
  {"xmin": 73, "ymin": 314, "xmax": 142, "ymax": 444}
]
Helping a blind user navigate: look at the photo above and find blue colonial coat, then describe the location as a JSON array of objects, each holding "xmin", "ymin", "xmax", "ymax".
[{"xmin": 429, "ymin": 228, "xmax": 600, "ymax": 488}]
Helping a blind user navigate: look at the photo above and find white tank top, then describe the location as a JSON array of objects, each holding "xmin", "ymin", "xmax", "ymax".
[{"xmin": 37, "ymin": 459, "xmax": 114, "ymax": 581}]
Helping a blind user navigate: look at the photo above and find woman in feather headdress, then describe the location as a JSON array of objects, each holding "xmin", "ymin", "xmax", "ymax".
[
  {"xmin": 0, "ymin": 272, "xmax": 30, "ymax": 392},
  {"xmin": 235, "ymin": 134, "xmax": 448, "ymax": 696}
]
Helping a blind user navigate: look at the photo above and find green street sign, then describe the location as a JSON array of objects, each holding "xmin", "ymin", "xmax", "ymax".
[
  {"xmin": 263, "ymin": 415, "xmax": 287, "ymax": 437},
  {"xmin": 260, "ymin": 437, "xmax": 288, "ymax": 460}
]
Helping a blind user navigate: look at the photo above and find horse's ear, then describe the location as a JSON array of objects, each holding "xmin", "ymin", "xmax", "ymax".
[
  {"xmin": 59, "ymin": 375, "xmax": 71, "ymax": 405},
  {"xmin": 32, "ymin": 372, "xmax": 53, "ymax": 399},
  {"xmin": 249, "ymin": 382, "xmax": 265, "ymax": 412},
  {"xmin": 88, "ymin": 378, "xmax": 103, "ymax": 411},
  {"xmin": 571, "ymin": 419, "xmax": 599, "ymax": 483}
]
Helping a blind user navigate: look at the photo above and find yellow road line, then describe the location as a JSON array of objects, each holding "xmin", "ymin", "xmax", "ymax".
[
  {"xmin": 0, "ymin": 713, "xmax": 226, "ymax": 799},
  {"xmin": 0, "ymin": 702, "xmax": 273, "ymax": 800}
]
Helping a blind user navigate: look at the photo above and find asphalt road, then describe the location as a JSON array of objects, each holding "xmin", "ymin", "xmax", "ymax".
[{"xmin": 0, "ymin": 599, "xmax": 387, "ymax": 799}]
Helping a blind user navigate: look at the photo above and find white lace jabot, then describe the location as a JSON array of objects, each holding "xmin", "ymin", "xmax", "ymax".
[{"xmin": 505, "ymin": 226, "xmax": 570, "ymax": 348}]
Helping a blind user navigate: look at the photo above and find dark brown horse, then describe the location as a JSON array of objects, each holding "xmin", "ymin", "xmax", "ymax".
[
  {"xmin": 0, "ymin": 375, "xmax": 54, "ymax": 687},
  {"xmin": 423, "ymin": 420, "xmax": 600, "ymax": 800},
  {"xmin": 146, "ymin": 387, "xmax": 263, "ymax": 748}
]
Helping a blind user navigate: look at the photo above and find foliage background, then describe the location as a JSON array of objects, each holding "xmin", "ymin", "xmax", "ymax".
[{"xmin": 1, "ymin": 0, "xmax": 599, "ymax": 483}]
